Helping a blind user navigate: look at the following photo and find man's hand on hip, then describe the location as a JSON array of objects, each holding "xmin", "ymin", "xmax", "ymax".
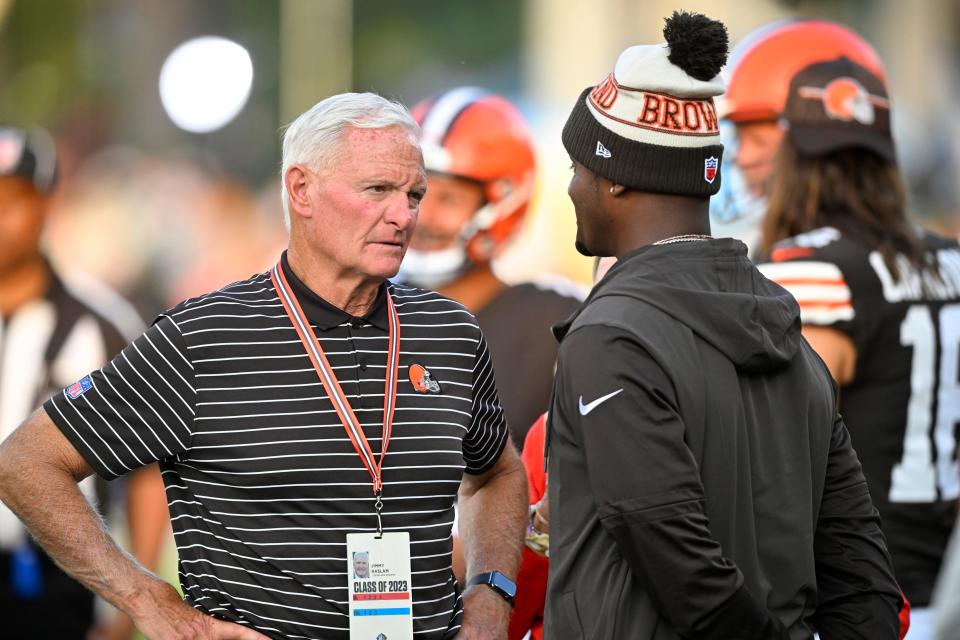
[{"xmin": 131, "ymin": 581, "xmax": 271, "ymax": 640}]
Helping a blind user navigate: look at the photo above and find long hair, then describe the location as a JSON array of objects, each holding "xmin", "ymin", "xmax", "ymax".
[{"xmin": 761, "ymin": 138, "xmax": 932, "ymax": 279}]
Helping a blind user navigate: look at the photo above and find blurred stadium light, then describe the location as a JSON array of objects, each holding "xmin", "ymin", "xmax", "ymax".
[{"xmin": 159, "ymin": 36, "xmax": 253, "ymax": 133}]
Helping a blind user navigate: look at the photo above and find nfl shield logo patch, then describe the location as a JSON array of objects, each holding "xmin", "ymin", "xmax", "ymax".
[
  {"xmin": 66, "ymin": 375, "xmax": 93, "ymax": 399},
  {"xmin": 703, "ymin": 156, "xmax": 718, "ymax": 184}
]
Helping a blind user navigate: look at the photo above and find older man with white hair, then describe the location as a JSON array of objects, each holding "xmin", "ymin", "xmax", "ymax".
[{"xmin": 0, "ymin": 92, "xmax": 527, "ymax": 640}]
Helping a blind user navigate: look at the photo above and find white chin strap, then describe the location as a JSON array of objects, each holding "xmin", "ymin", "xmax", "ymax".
[{"xmin": 396, "ymin": 245, "xmax": 470, "ymax": 289}]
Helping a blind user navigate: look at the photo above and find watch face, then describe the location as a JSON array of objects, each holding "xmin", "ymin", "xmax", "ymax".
[{"xmin": 490, "ymin": 571, "xmax": 517, "ymax": 599}]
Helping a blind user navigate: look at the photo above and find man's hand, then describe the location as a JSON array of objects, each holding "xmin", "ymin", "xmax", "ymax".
[
  {"xmin": 454, "ymin": 585, "xmax": 511, "ymax": 640},
  {"xmin": 130, "ymin": 581, "xmax": 270, "ymax": 640}
]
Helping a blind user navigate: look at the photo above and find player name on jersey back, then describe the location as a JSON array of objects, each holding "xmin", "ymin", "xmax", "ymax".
[{"xmin": 871, "ymin": 246, "xmax": 960, "ymax": 303}]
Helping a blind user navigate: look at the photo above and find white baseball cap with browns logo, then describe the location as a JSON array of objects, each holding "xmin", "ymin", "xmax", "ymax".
[{"xmin": 783, "ymin": 56, "xmax": 895, "ymax": 162}]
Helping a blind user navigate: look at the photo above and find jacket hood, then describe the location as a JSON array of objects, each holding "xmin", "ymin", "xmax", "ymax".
[{"xmin": 559, "ymin": 238, "xmax": 801, "ymax": 373}]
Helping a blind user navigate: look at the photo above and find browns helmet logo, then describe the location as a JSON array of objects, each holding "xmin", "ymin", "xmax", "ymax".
[
  {"xmin": 408, "ymin": 364, "xmax": 441, "ymax": 394},
  {"xmin": 822, "ymin": 77, "xmax": 874, "ymax": 124},
  {"xmin": 799, "ymin": 77, "xmax": 889, "ymax": 126}
]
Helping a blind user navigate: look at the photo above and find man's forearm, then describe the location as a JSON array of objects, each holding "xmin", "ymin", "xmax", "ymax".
[
  {"xmin": 458, "ymin": 450, "xmax": 528, "ymax": 580},
  {"xmin": 0, "ymin": 412, "xmax": 166, "ymax": 619},
  {"xmin": 454, "ymin": 448, "xmax": 528, "ymax": 638}
]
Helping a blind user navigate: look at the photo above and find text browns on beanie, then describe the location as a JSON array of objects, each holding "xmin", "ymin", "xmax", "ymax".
[{"xmin": 562, "ymin": 11, "xmax": 729, "ymax": 198}]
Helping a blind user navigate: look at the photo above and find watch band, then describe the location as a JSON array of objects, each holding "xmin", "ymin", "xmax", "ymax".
[{"xmin": 466, "ymin": 570, "xmax": 517, "ymax": 607}]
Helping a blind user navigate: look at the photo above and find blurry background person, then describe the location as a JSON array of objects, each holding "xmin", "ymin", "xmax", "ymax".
[
  {"xmin": 713, "ymin": 19, "xmax": 887, "ymax": 250},
  {"xmin": 400, "ymin": 88, "xmax": 583, "ymax": 447},
  {"xmin": 401, "ymin": 89, "xmax": 583, "ymax": 591},
  {"xmin": 0, "ymin": 126, "xmax": 168, "ymax": 639},
  {"xmin": 165, "ymin": 178, "xmax": 287, "ymax": 304},
  {"xmin": 510, "ymin": 412, "xmax": 549, "ymax": 640},
  {"xmin": 757, "ymin": 58, "xmax": 960, "ymax": 639}
]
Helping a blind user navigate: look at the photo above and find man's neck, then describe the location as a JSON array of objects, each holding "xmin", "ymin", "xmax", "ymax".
[
  {"xmin": 437, "ymin": 264, "xmax": 506, "ymax": 314},
  {"xmin": 0, "ymin": 254, "xmax": 50, "ymax": 316},
  {"xmin": 286, "ymin": 245, "xmax": 381, "ymax": 317},
  {"xmin": 611, "ymin": 195, "xmax": 712, "ymax": 257}
]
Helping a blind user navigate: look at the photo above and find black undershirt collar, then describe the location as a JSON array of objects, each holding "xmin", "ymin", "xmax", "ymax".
[{"xmin": 279, "ymin": 251, "xmax": 389, "ymax": 331}]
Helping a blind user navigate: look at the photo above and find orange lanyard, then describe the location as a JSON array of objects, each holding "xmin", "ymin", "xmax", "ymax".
[{"xmin": 271, "ymin": 264, "xmax": 400, "ymax": 504}]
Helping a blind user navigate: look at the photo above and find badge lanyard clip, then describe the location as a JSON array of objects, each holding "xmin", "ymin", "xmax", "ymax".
[{"xmin": 375, "ymin": 490, "xmax": 384, "ymax": 539}]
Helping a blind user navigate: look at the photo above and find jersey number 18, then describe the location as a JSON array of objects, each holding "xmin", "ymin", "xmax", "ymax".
[{"xmin": 890, "ymin": 303, "xmax": 960, "ymax": 503}]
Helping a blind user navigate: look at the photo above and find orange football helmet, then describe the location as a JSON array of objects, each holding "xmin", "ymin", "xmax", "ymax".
[
  {"xmin": 721, "ymin": 19, "xmax": 886, "ymax": 123},
  {"xmin": 412, "ymin": 88, "xmax": 536, "ymax": 264}
]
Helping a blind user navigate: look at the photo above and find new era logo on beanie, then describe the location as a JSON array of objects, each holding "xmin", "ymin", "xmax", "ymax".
[{"xmin": 562, "ymin": 11, "xmax": 729, "ymax": 198}]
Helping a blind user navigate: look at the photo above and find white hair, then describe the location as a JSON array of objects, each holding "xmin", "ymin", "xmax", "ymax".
[{"xmin": 280, "ymin": 92, "xmax": 420, "ymax": 230}]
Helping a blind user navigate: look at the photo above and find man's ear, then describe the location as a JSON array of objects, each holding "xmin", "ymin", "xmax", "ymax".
[
  {"xmin": 285, "ymin": 164, "xmax": 313, "ymax": 219},
  {"xmin": 607, "ymin": 183, "xmax": 625, "ymax": 197}
]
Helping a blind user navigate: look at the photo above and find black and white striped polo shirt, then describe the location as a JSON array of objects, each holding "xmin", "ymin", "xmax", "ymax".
[{"xmin": 44, "ymin": 254, "xmax": 509, "ymax": 640}]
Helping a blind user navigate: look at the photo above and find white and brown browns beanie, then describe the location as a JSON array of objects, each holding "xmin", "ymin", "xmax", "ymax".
[{"xmin": 562, "ymin": 11, "xmax": 730, "ymax": 198}]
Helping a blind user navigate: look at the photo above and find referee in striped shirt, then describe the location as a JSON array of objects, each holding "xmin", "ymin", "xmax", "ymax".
[{"xmin": 0, "ymin": 93, "xmax": 528, "ymax": 640}]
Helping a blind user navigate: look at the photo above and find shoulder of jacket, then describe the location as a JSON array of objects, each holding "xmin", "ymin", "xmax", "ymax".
[{"xmin": 568, "ymin": 293, "xmax": 673, "ymax": 337}]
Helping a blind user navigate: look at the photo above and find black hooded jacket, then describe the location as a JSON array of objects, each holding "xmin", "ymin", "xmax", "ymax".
[{"xmin": 544, "ymin": 239, "xmax": 901, "ymax": 640}]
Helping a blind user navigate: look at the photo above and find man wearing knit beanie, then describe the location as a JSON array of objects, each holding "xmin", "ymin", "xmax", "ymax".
[{"xmin": 543, "ymin": 12, "xmax": 902, "ymax": 639}]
